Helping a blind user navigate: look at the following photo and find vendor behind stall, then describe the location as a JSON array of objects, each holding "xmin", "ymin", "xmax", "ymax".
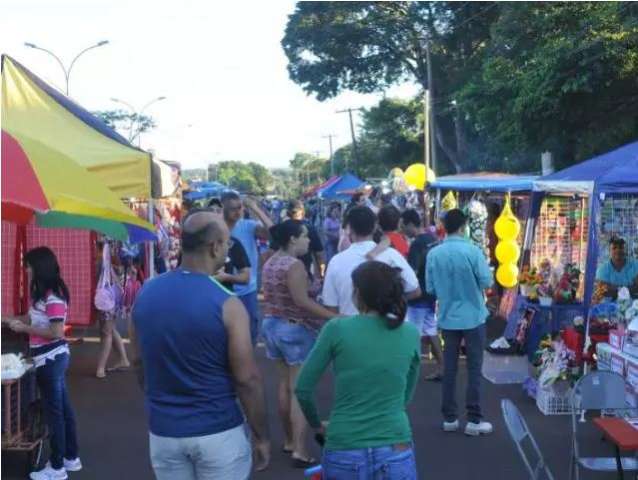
[{"xmin": 595, "ymin": 237, "xmax": 638, "ymax": 298}]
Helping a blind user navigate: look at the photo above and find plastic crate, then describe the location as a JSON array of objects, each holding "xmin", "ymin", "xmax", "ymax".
[{"xmin": 536, "ymin": 385, "xmax": 573, "ymax": 415}]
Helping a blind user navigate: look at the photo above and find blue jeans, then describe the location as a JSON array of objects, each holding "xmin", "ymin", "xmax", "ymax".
[
  {"xmin": 238, "ymin": 291, "xmax": 260, "ymax": 344},
  {"xmin": 261, "ymin": 316, "xmax": 316, "ymax": 365},
  {"xmin": 36, "ymin": 353, "xmax": 79, "ymax": 469},
  {"xmin": 441, "ymin": 323, "xmax": 486, "ymax": 423},
  {"xmin": 322, "ymin": 445, "xmax": 418, "ymax": 479}
]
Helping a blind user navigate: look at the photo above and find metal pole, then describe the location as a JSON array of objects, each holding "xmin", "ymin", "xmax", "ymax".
[
  {"xmin": 347, "ymin": 109, "xmax": 359, "ymax": 174},
  {"xmin": 423, "ymin": 89, "xmax": 431, "ymax": 226},
  {"xmin": 25, "ymin": 41, "xmax": 108, "ymax": 95},
  {"xmin": 425, "ymin": 40, "xmax": 437, "ymax": 174},
  {"xmin": 328, "ymin": 134, "xmax": 334, "ymax": 176}
]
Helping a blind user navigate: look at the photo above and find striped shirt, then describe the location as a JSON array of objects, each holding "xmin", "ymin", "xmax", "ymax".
[{"xmin": 29, "ymin": 293, "xmax": 69, "ymax": 367}]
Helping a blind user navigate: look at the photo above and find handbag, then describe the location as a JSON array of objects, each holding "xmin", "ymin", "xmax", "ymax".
[{"xmin": 95, "ymin": 244, "xmax": 122, "ymax": 312}]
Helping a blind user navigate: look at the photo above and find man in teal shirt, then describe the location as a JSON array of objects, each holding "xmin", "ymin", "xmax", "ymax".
[
  {"xmin": 426, "ymin": 209, "xmax": 494, "ymax": 437},
  {"xmin": 596, "ymin": 237, "xmax": 638, "ymax": 298}
]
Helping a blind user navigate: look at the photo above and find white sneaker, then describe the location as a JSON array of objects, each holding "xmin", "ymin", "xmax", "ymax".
[
  {"xmin": 443, "ymin": 419, "xmax": 459, "ymax": 432},
  {"xmin": 64, "ymin": 458, "xmax": 82, "ymax": 472},
  {"xmin": 465, "ymin": 421, "xmax": 494, "ymax": 436},
  {"xmin": 30, "ymin": 465, "xmax": 68, "ymax": 480}
]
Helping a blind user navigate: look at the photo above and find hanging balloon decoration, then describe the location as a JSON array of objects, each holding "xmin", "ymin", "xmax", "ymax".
[
  {"xmin": 494, "ymin": 194, "xmax": 522, "ymax": 288},
  {"xmin": 404, "ymin": 163, "xmax": 436, "ymax": 190}
]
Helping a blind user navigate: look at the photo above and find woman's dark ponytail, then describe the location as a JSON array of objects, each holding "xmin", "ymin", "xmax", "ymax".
[{"xmin": 351, "ymin": 261, "xmax": 407, "ymax": 329}]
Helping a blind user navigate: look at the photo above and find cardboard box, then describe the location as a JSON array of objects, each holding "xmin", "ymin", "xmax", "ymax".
[
  {"xmin": 611, "ymin": 352, "xmax": 625, "ymax": 376},
  {"xmin": 610, "ymin": 329, "xmax": 626, "ymax": 351}
]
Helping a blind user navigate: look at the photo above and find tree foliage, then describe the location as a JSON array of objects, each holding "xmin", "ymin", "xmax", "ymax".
[
  {"xmin": 93, "ymin": 109, "xmax": 157, "ymax": 143},
  {"xmin": 208, "ymin": 161, "xmax": 275, "ymax": 195},
  {"xmin": 283, "ymin": 2, "xmax": 638, "ymax": 174}
]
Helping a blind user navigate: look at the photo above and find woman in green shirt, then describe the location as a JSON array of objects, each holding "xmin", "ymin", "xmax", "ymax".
[{"xmin": 295, "ymin": 261, "xmax": 421, "ymax": 479}]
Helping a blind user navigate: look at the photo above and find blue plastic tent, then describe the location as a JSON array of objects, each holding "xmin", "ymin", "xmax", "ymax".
[
  {"xmin": 428, "ymin": 173, "xmax": 538, "ymax": 193},
  {"xmin": 318, "ymin": 173, "xmax": 364, "ymax": 200},
  {"xmin": 529, "ymin": 140, "xmax": 638, "ymax": 316},
  {"xmin": 534, "ymin": 140, "xmax": 638, "ymax": 194}
]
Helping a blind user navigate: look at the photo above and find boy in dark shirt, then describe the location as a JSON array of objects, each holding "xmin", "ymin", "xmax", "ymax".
[{"xmin": 402, "ymin": 209, "xmax": 443, "ymax": 381}]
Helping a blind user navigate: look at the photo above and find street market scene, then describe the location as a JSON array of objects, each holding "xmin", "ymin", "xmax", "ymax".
[{"xmin": 1, "ymin": 2, "xmax": 638, "ymax": 479}]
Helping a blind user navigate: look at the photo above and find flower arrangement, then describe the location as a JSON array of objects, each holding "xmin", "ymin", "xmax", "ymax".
[{"xmin": 533, "ymin": 336, "xmax": 579, "ymax": 390}]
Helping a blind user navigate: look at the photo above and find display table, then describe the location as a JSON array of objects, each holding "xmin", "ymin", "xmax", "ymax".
[
  {"xmin": 593, "ymin": 417, "xmax": 638, "ymax": 479},
  {"xmin": 521, "ymin": 299, "xmax": 586, "ymax": 333}
]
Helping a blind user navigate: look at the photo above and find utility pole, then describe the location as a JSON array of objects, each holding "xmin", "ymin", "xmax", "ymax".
[
  {"xmin": 425, "ymin": 40, "xmax": 437, "ymax": 175},
  {"xmin": 336, "ymin": 107, "xmax": 362, "ymax": 173},
  {"xmin": 423, "ymin": 90, "xmax": 431, "ymax": 227},
  {"xmin": 322, "ymin": 134, "xmax": 337, "ymax": 176}
]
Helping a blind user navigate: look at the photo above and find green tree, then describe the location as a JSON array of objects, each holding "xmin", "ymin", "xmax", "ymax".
[
  {"xmin": 282, "ymin": 2, "xmax": 500, "ymax": 173},
  {"xmin": 208, "ymin": 161, "xmax": 275, "ymax": 195},
  {"xmin": 289, "ymin": 152, "xmax": 327, "ymax": 188},
  {"xmin": 460, "ymin": 2, "xmax": 638, "ymax": 170},
  {"xmin": 93, "ymin": 109, "xmax": 157, "ymax": 143}
]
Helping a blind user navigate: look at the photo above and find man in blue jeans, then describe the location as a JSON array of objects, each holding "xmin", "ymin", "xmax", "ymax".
[
  {"xmin": 426, "ymin": 209, "xmax": 494, "ymax": 436},
  {"xmin": 222, "ymin": 191, "xmax": 273, "ymax": 343}
]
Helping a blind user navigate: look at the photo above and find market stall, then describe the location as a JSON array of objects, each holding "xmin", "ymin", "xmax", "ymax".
[
  {"xmin": 519, "ymin": 141, "xmax": 638, "ymax": 413},
  {"xmin": 427, "ymin": 173, "xmax": 537, "ymax": 319},
  {"xmin": 1, "ymin": 54, "xmax": 155, "ymax": 466}
]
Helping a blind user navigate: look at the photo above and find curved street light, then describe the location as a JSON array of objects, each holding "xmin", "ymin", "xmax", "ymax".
[
  {"xmin": 110, "ymin": 96, "xmax": 167, "ymax": 146},
  {"xmin": 24, "ymin": 40, "xmax": 109, "ymax": 95}
]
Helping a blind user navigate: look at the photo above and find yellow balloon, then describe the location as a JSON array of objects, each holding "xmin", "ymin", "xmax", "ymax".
[
  {"xmin": 404, "ymin": 163, "xmax": 436, "ymax": 189},
  {"xmin": 496, "ymin": 263, "xmax": 519, "ymax": 288},
  {"xmin": 494, "ymin": 199, "xmax": 521, "ymax": 240},
  {"xmin": 495, "ymin": 240, "xmax": 520, "ymax": 264}
]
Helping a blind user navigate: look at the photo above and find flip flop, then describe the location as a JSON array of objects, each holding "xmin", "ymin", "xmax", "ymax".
[
  {"xmin": 282, "ymin": 446, "xmax": 293, "ymax": 454},
  {"xmin": 95, "ymin": 372, "xmax": 106, "ymax": 379},
  {"xmin": 291, "ymin": 456, "xmax": 317, "ymax": 469},
  {"xmin": 106, "ymin": 365, "xmax": 130, "ymax": 372},
  {"xmin": 425, "ymin": 373, "xmax": 443, "ymax": 382}
]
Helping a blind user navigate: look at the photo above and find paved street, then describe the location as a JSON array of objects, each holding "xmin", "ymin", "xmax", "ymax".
[{"xmin": 3, "ymin": 332, "xmax": 615, "ymax": 480}]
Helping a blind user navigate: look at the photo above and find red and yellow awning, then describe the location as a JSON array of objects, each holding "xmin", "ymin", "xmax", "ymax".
[{"xmin": 1, "ymin": 55, "xmax": 155, "ymax": 241}]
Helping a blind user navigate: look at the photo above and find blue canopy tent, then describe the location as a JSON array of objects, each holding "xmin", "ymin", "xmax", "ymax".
[
  {"xmin": 428, "ymin": 173, "xmax": 538, "ymax": 193},
  {"xmin": 318, "ymin": 173, "xmax": 364, "ymax": 201},
  {"xmin": 529, "ymin": 140, "xmax": 638, "ymax": 321}
]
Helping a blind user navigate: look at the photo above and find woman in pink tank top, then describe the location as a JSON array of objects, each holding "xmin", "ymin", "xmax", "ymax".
[{"xmin": 262, "ymin": 220, "xmax": 334, "ymax": 468}]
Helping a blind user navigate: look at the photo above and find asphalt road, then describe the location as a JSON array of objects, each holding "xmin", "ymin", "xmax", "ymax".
[{"xmin": 2, "ymin": 337, "xmax": 614, "ymax": 480}]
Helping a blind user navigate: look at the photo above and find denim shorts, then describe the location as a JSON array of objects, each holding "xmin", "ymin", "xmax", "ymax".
[
  {"xmin": 406, "ymin": 306, "xmax": 437, "ymax": 337},
  {"xmin": 322, "ymin": 445, "xmax": 418, "ymax": 479},
  {"xmin": 261, "ymin": 316, "xmax": 316, "ymax": 366}
]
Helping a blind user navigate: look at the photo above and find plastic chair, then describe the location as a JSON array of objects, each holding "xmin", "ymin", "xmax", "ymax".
[
  {"xmin": 569, "ymin": 370, "xmax": 638, "ymax": 480},
  {"xmin": 501, "ymin": 399, "xmax": 555, "ymax": 479}
]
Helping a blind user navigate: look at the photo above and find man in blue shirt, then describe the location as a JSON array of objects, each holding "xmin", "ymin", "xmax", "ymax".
[
  {"xmin": 426, "ymin": 209, "xmax": 494, "ymax": 437},
  {"xmin": 132, "ymin": 212, "xmax": 270, "ymax": 479},
  {"xmin": 222, "ymin": 191, "xmax": 273, "ymax": 343},
  {"xmin": 596, "ymin": 237, "xmax": 638, "ymax": 298}
]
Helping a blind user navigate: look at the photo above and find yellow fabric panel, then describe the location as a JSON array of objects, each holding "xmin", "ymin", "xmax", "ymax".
[
  {"xmin": 2, "ymin": 57, "xmax": 150, "ymax": 198},
  {"xmin": 12, "ymin": 133, "xmax": 153, "ymax": 230}
]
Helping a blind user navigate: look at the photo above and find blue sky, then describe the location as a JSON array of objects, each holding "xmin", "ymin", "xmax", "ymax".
[{"xmin": 1, "ymin": 0, "xmax": 419, "ymax": 169}]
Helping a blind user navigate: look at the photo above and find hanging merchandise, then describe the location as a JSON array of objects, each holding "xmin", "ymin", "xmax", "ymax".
[
  {"xmin": 467, "ymin": 198, "xmax": 489, "ymax": 252},
  {"xmin": 495, "ymin": 194, "xmax": 522, "ymax": 288},
  {"xmin": 494, "ymin": 196, "xmax": 521, "ymax": 240},
  {"xmin": 495, "ymin": 239, "xmax": 521, "ymax": 264},
  {"xmin": 496, "ymin": 263, "xmax": 519, "ymax": 288},
  {"xmin": 404, "ymin": 163, "xmax": 436, "ymax": 190},
  {"xmin": 441, "ymin": 191, "xmax": 458, "ymax": 212},
  {"xmin": 94, "ymin": 243, "xmax": 123, "ymax": 313}
]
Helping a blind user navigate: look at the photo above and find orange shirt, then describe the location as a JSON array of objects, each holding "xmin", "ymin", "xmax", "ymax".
[{"xmin": 387, "ymin": 232, "xmax": 409, "ymax": 258}]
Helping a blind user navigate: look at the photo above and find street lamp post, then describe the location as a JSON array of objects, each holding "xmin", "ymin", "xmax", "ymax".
[
  {"xmin": 24, "ymin": 40, "xmax": 109, "ymax": 95},
  {"xmin": 110, "ymin": 96, "xmax": 167, "ymax": 147}
]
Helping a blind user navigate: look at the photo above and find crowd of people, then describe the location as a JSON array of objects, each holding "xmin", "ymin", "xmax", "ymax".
[{"xmin": 3, "ymin": 190, "xmax": 497, "ymax": 480}]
